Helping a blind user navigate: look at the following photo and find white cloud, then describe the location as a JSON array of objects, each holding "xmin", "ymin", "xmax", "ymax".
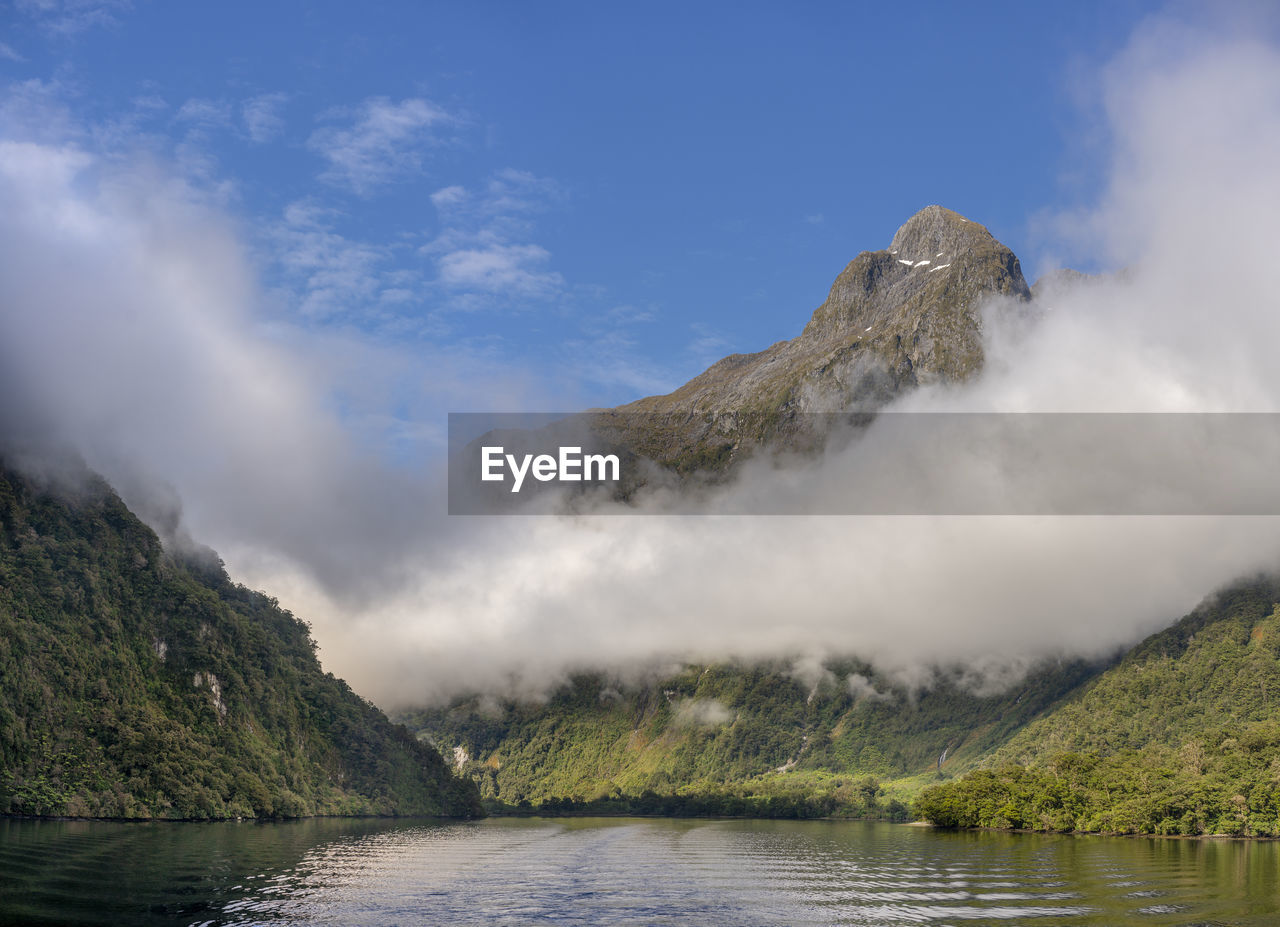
[
  {"xmin": 430, "ymin": 184, "xmax": 467, "ymax": 209},
  {"xmin": 482, "ymin": 168, "xmax": 560, "ymax": 217},
  {"xmin": 175, "ymin": 98, "xmax": 232, "ymax": 128},
  {"xmin": 436, "ymin": 242, "xmax": 562, "ymax": 298},
  {"xmin": 559, "ymin": 324, "xmax": 677, "ymax": 399},
  {"xmin": 14, "ymin": 0, "xmax": 130, "ymax": 34},
  {"xmin": 268, "ymin": 199, "xmax": 404, "ymax": 320},
  {"xmin": 0, "ymin": 79, "xmax": 77, "ymax": 143},
  {"xmin": 0, "ymin": 91, "xmax": 550, "ymax": 618},
  {"xmin": 429, "ymin": 168, "xmax": 561, "ymax": 235},
  {"xmin": 260, "ymin": 13, "xmax": 1280, "ymax": 707},
  {"xmin": 602, "ymin": 305, "xmax": 656, "ymax": 326},
  {"xmin": 847, "ymin": 674, "xmax": 888, "ymax": 702},
  {"xmin": 0, "ymin": 135, "xmax": 357, "ymax": 575},
  {"xmin": 131, "ymin": 94, "xmax": 167, "ymax": 113},
  {"xmin": 242, "ymin": 92, "xmax": 288, "ymax": 144},
  {"xmin": 0, "ymin": 42, "xmax": 26, "ymax": 62},
  {"xmin": 672, "ymin": 698, "xmax": 734, "ymax": 727},
  {"xmin": 423, "ymin": 168, "xmax": 566, "ymax": 303},
  {"xmin": 14, "ymin": 9, "xmax": 1280, "ymax": 716},
  {"xmin": 308, "ymin": 96, "xmax": 453, "ymax": 194}
]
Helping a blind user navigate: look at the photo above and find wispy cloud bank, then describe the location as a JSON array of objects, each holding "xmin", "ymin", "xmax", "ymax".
[
  {"xmin": 7, "ymin": 9, "xmax": 1280, "ymax": 712},
  {"xmin": 672, "ymin": 698, "xmax": 735, "ymax": 727},
  {"xmin": 242, "ymin": 92, "xmax": 288, "ymax": 144},
  {"xmin": 269, "ymin": 199, "xmax": 403, "ymax": 321},
  {"xmin": 0, "ymin": 100, "xmax": 545, "ymax": 603},
  {"xmin": 175, "ymin": 98, "xmax": 232, "ymax": 128},
  {"xmin": 278, "ymin": 11, "xmax": 1280, "ymax": 706},
  {"xmin": 559, "ymin": 304, "xmax": 674, "ymax": 399},
  {"xmin": 308, "ymin": 96, "xmax": 454, "ymax": 194},
  {"xmin": 423, "ymin": 168, "xmax": 565, "ymax": 303},
  {"xmin": 436, "ymin": 241, "xmax": 559, "ymax": 298},
  {"xmin": 14, "ymin": 0, "xmax": 130, "ymax": 34}
]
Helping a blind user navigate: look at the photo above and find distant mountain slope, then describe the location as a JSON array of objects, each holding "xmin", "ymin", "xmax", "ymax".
[
  {"xmin": 0, "ymin": 461, "xmax": 481, "ymax": 820},
  {"xmin": 993, "ymin": 577, "xmax": 1280, "ymax": 763},
  {"xmin": 420, "ymin": 205, "xmax": 1280, "ymax": 833},
  {"xmin": 588, "ymin": 205, "xmax": 1031, "ymax": 473},
  {"xmin": 917, "ymin": 579, "xmax": 1280, "ymax": 835},
  {"xmin": 400, "ymin": 657, "xmax": 1103, "ymax": 812},
  {"xmin": 411, "ymin": 206, "xmax": 1100, "ymax": 813},
  {"xmin": 632, "ymin": 205, "xmax": 1028, "ymax": 413}
]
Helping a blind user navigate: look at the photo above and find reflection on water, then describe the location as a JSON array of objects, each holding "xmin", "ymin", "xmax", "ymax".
[{"xmin": 2, "ymin": 816, "xmax": 1277, "ymax": 925}]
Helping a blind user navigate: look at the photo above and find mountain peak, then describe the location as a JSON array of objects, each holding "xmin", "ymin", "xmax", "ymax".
[
  {"xmin": 888, "ymin": 205, "xmax": 997, "ymax": 261},
  {"xmin": 806, "ymin": 204, "xmax": 1027, "ymax": 354},
  {"xmin": 609, "ymin": 206, "xmax": 1031, "ymax": 469}
]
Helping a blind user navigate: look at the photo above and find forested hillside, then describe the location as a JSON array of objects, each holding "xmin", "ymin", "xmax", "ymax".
[
  {"xmin": 0, "ymin": 461, "xmax": 480, "ymax": 820},
  {"xmin": 917, "ymin": 578, "xmax": 1280, "ymax": 835},
  {"xmin": 401, "ymin": 657, "xmax": 1101, "ymax": 816},
  {"xmin": 401, "ymin": 205, "xmax": 1110, "ymax": 820},
  {"xmin": 407, "ymin": 202, "xmax": 1280, "ymax": 834}
]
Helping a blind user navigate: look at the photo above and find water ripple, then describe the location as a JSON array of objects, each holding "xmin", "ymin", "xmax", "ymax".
[{"xmin": 1, "ymin": 817, "xmax": 1277, "ymax": 926}]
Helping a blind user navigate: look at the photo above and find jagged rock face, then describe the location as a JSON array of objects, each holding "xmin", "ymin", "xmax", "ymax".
[
  {"xmin": 593, "ymin": 206, "xmax": 1030, "ymax": 473},
  {"xmin": 801, "ymin": 205, "xmax": 1028, "ymax": 404}
]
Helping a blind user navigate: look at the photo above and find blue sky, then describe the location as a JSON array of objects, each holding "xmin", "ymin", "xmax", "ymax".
[
  {"xmin": 2, "ymin": 0, "xmax": 1168, "ymax": 413},
  {"xmin": 12, "ymin": 2, "xmax": 1280, "ymax": 700}
]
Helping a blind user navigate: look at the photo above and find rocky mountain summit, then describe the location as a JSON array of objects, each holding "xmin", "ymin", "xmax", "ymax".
[{"xmin": 589, "ymin": 205, "xmax": 1031, "ymax": 473}]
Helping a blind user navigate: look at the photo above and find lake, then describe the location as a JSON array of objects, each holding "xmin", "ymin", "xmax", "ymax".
[{"xmin": 1, "ymin": 816, "xmax": 1276, "ymax": 925}]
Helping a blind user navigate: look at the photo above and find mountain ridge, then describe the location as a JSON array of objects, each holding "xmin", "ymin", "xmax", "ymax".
[
  {"xmin": 416, "ymin": 206, "xmax": 1280, "ymax": 835},
  {"xmin": 409, "ymin": 205, "xmax": 1117, "ymax": 816},
  {"xmin": 588, "ymin": 204, "xmax": 1031, "ymax": 475},
  {"xmin": 399, "ymin": 656, "xmax": 1107, "ymax": 814}
]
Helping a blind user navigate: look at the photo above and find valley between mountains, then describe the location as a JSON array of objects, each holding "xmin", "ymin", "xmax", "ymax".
[
  {"xmin": 5, "ymin": 206, "xmax": 1279, "ymax": 836},
  {"xmin": 402, "ymin": 206, "xmax": 1280, "ymax": 836}
]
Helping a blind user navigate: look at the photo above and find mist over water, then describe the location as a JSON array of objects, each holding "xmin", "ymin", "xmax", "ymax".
[{"xmin": 5, "ymin": 11, "xmax": 1280, "ymax": 704}]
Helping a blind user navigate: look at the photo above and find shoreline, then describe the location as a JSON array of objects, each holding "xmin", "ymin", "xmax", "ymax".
[
  {"xmin": 0, "ymin": 811, "xmax": 479, "ymax": 825},
  {"xmin": 9, "ymin": 810, "xmax": 1276, "ymax": 840}
]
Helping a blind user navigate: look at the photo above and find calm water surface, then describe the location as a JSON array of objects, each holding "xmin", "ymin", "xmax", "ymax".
[{"xmin": 1, "ymin": 816, "xmax": 1276, "ymax": 926}]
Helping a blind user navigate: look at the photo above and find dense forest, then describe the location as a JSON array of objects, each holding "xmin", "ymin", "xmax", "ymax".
[
  {"xmin": 7, "ymin": 447, "xmax": 1277, "ymax": 834},
  {"xmin": 0, "ymin": 460, "xmax": 480, "ymax": 820},
  {"xmin": 406, "ymin": 579, "xmax": 1280, "ymax": 834},
  {"xmin": 401, "ymin": 656, "xmax": 1102, "ymax": 816},
  {"xmin": 915, "ymin": 726, "xmax": 1280, "ymax": 836},
  {"xmin": 916, "ymin": 579, "xmax": 1280, "ymax": 836}
]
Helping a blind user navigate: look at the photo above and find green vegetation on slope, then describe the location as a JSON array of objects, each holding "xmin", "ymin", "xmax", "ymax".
[
  {"xmin": 487, "ymin": 768, "xmax": 912, "ymax": 822},
  {"xmin": 917, "ymin": 579, "xmax": 1280, "ymax": 835},
  {"xmin": 0, "ymin": 461, "xmax": 481, "ymax": 820},
  {"xmin": 400, "ymin": 657, "xmax": 1101, "ymax": 817}
]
